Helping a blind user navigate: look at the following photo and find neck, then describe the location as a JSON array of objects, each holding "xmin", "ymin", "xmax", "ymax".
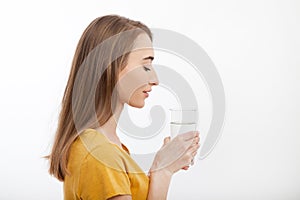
[{"xmin": 95, "ymin": 102, "xmax": 124, "ymax": 147}]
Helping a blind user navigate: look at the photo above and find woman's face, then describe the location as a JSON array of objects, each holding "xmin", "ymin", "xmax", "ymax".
[{"xmin": 117, "ymin": 34, "xmax": 159, "ymax": 108}]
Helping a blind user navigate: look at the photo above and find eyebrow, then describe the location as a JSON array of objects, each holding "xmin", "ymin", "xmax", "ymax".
[{"xmin": 143, "ymin": 56, "xmax": 154, "ymax": 61}]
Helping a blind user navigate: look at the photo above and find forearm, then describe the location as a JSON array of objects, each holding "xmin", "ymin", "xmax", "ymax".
[{"xmin": 147, "ymin": 169, "xmax": 173, "ymax": 200}]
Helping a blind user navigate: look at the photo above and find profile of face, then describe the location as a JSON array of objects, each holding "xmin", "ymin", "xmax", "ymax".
[{"xmin": 117, "ymin": 33, "xmax": 159, "ymax": 108}]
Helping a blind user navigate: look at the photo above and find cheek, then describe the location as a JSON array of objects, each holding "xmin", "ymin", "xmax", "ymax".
[
  {"xmin": 117, "ymin": 84, "xmax": 145, "ymax": 107},
  {"xmin": 117, "ymin": 84, "xmax": 141, "ymax": 103},
  {"xmin": 128, "ymin": 88, "xmax": 146, "ymax": 108},
  {"xmin": 117, "ymin": 67, "xmax": 149, "ymax": 104}
]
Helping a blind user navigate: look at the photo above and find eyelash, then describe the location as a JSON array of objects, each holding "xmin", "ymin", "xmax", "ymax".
[{"xmin": 143, "ymin": 65, "xmax": 151, "ymax": 71}]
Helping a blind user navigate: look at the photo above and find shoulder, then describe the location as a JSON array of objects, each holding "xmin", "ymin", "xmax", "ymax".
[
  {"xmin": 79, "ymin": 129, "xmax": 128, "ymax": 171},
  {"xmin": 77, "ymin": 130, "xmax": 132, "ymax": 199},
  {"xmin": 78, "ymin": 129, "xmax": 144, "ymax": 174}
]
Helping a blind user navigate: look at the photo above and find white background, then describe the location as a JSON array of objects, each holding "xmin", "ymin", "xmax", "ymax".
[{"xmin": 0, "ymin": 0, "xmax": 299, "ymax": 199}]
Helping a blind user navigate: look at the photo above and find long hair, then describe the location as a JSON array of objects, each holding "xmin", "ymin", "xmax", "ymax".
[{"xmin": 48, "ymin": 15, "xmax": 152, "ymax": 181}]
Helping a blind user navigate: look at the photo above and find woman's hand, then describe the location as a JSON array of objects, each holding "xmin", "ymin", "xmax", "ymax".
[{"xmin": 149, "ymin": 131, "xmax": 200, "ymax": 175}]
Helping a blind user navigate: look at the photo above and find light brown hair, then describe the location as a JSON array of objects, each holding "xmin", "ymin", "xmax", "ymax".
[{"xmin": 48, "ymin": 15, "xmax": 152, "ymax": 181}]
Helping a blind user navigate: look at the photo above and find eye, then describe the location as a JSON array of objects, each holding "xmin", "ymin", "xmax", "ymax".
[{"xmin": 143, "ymin": 65, "xmax": 151, "ymax": 72}]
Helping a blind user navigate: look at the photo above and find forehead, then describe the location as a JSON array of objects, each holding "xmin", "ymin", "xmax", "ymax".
[
  {"xmin": 132, "ymin": 33, "xmax": 153, "ymax": 50},
  {"xmin": 129, "ymin": 33, "xmax": 154, "ymax": 62},
  {"xmin": 128, "ymin": 48, "xmax": 154, "ymax": 61}
]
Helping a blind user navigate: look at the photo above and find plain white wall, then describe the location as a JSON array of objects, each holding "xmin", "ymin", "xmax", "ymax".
[{"xmin": 0, "ymin": 0, "xmax": 299, "ymax": 199}]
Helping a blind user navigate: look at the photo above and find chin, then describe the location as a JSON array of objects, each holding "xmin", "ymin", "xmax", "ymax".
[{"xmin": 128, "ymin": 100, "xmax": 145, "ymax": 108}]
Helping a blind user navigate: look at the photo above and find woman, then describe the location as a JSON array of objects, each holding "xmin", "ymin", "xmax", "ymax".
[{"xmin": 48, "ymin": 15, "xmax": 200, "ymax": 200}]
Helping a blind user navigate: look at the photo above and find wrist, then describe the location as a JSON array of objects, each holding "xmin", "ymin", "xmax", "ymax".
[
  {"xmin": 147, "ymin": 167, "xmax": 173, "ymax": 200},
  {"xmin": 149, "ymin": 167, "xmax": 173, "ymax": 179},
  {"xmin": 149, "ymin": 156, "xmax": 174, "ymax": 177}
]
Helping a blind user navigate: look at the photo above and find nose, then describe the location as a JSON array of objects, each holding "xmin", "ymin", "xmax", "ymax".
[
  {"xmin": 148, "ymin": 67, "xmax": 159, "ymax": 86},
  {"xmin": 149, "ymin": 79, "xmax": 159, "ymax": 86}
]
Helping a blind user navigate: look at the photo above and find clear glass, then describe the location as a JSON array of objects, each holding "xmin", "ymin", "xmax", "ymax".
[{"xmin": 170, "ymin": 108, "xmax": 197, "ymax": 138}]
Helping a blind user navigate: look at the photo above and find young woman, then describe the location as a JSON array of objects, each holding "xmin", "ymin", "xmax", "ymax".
[{"xmin": 48, "ymin": 15, "xmax": 200, "ymax": 200}]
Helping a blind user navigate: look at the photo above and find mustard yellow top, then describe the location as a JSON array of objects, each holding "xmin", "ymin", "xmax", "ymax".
[{"xmin": 64, "ymin": 128, "xmax": 149, "ymax": 200}]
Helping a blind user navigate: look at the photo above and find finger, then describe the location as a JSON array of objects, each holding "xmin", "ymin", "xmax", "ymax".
[
  {"xmin": 179, "ymin": 131, "xmax": 199, "ymax": 141},
  {"xmin": 163, "ymin": 136, "xmax": 171, "ymax": 147},
  {"xmin": 195, "ymin": 135, "xmax": 200, "ymax": 143},
  {"xmin": 179, "ymin": 135, "xmax": 200, "ymax": 152},
  {"xmin": 183, "ymin": 134, "xmax": 200, "ymax": 149},
  {"xmin": 191, "ymin": 158, "xmax": 194, "ymax": 166},
  {"xmin": 187, "ymin": 143, "xmax": 200, "ymax": 154},
  {"xmin": 191, "ymin": 135, "xmax": 200, "ymax": 145},
  {"xmin": 192, "ymin": 150, "xmax": 198, "ymax": 157}
]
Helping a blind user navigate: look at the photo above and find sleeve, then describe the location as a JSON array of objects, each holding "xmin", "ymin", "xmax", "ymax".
[{"xmin": 78, "ymin": 146, "xmax": 132, "ymax": 200}]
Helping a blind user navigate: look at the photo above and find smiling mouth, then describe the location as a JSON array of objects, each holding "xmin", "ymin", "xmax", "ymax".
[
  {"xmin": 143, "ymin": 90, "xmax": 150, "ymax": 97},
  {"xmin": 143, "ymin": 89, "xmax": 152, "ymax": 93}
]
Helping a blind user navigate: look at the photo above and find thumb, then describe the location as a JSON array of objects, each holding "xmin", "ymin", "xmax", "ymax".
[{"xmin": 163, "ymin": 136, "xmax": 171, "ymax": 147}]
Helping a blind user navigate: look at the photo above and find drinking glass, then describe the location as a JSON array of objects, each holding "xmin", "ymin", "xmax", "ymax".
[
  {"xmin": 170, "ymin": 108, "xmax": 198, "ymax": 166},
  {"xmin": 170, "ymin": 108, "xmax": 197, "ymax": 138}
]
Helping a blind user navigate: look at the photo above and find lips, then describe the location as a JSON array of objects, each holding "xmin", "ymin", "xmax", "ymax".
[
  {"xmin": 143, "ymin": 89, "xmax": 152, "ymax": 93},
  {"xmin": 143, "ymin": 89, "xmax": 151, "ymax": 97}
]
